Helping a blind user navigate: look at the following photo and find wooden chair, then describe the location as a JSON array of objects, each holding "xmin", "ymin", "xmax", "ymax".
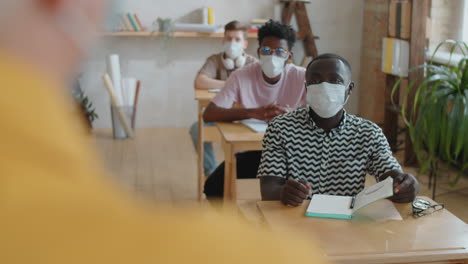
[{"xmin": 196, "ymin": 100, "xmax": 221, "ymax": 200}]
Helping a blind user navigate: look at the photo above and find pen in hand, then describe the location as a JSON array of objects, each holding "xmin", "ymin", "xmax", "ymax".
[
  {"xmin": 282, "ymin": 179, "xmax": 312, "ymax": 206},
  {"xmin": 349, "ymin": 196, "xmax": 356, "ymax": 209},
  {"xmin": 298, "ymin": 179, "xmax": 312, "ymax": 196}
]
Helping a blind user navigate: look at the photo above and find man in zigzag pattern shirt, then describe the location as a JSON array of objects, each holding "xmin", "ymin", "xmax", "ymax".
[{"xmin": 257, "ymin": 53, "xmax": 419, "ymax": 206}]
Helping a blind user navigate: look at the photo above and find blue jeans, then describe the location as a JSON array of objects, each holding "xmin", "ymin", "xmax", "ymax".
[{"xmin": 189, "ymin": 122, "xmax": 218, "ymax": 176}]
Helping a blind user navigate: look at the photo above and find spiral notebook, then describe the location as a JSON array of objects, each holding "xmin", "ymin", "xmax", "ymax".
[{"xmin": 305, "ymin": 177, "xmax": 394, "ymax": 219}]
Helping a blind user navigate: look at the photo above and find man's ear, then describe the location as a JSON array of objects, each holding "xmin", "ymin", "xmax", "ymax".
[
  {"xmin": 257, "ymin": 47, "xmax": 261, "ymax": 58},
  {"xmin": 288, "ymin": 51, "xmax": 294, "ymax": 62},
  {"xmin": 348, "ymin": 81, "xmax": 355, "ymax": 95},
  {"xmin": 243, "ymin": 40, "xmax": 248, "ymax": 49}
]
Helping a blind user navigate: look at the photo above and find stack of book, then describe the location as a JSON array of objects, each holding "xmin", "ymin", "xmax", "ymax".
[
  {"xmin": 118, "ymin": 13, "xmax": 146, "ymax": 32},
  {"xmin": 388, "ymin": 0, "xmax": 411, "ymax": 39},
  {"xmin": 381, "ymin": 0, "xmax": 412, "ymax": 77}
]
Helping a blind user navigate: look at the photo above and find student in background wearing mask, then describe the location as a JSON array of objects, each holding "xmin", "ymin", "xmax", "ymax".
[
  {"xmin": 258, "ymin": 53, "xmax": 419, "ymax": 206},
  {"xmin": 191, "ymin": 20, "xmax": 257, "ymax": 177},
  {"xmin": 0, "ymin": 0, "xmax": 328, "ymax": 263},
  {"xmin": 202, "ymin": 20, "xmax": 306, "ymax": 198}
]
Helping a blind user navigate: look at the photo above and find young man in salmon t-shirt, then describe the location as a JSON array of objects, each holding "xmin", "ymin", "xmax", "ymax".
[{"xmin": 203, "ymin": 20, "xmax": 306, "ymax": 199}]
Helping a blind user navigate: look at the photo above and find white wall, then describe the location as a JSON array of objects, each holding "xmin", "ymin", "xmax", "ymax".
[
  {"xmin": 81, "ymin": 0, "xmax": 364, "ymax": 128},
  {"xmin": 295, "ymin": 0, "xmax": 364, "ymax": 117}
]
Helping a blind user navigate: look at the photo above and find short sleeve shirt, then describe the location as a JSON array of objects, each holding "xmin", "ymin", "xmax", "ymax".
[
  {"xmin": 212, "ymin": 63, "xmax": 307, "ymax": 109},
  {"xmin": 198, "ymin": 52, "xmax": 258, "ymax": 81},
  {"xmin": 257, "ymin": 105, "xmax": 402, "ymax": 197}
]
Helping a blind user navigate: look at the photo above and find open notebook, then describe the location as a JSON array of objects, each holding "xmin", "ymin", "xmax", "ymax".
[
  {"xmin": 305, "ymin": 177, "xmax": 394, "ymax": 219},
  {"xmin": 240, "ymin": 119, "xmax": 268, "ymax": 133}
]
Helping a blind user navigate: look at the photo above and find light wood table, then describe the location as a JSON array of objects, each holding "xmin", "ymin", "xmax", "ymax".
[
  {"xmin": 215, "ymin": 122, "xmax": 264, "ymax": 201},
  {"xmin": 194, "ymin": 89, "xmax": 221, "ymax": 200},
  {"xmin": 194, "ymin": 89, "xmax": 216, "ymax": 104},
  {"xmin": 238, "ymin": 197, "xmax": 468, "ymax": 264}
]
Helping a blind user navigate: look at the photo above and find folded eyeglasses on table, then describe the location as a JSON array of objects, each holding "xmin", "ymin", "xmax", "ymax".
[{"xmin": 412, "ymin": 198, "xmax": 444, "ymax": 218}]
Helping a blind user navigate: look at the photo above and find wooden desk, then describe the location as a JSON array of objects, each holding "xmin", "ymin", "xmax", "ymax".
[
  {"xmin": 240, "ymin": 197, "xmax": 468, "ymax": 264},
  {"xmin": 194, "ymin": 89, "xmax": 216, "ymax": 105},
  {"xmin": 194, "ymin": 89, "xmax": 220, "ymax": 200},
  {"xmin": 236, "ymin": 178, "xmax": 261, "ymax": 201},
  {"xmin": 215, "ymin": 122, "xmax": 264, "ymax": 201}
]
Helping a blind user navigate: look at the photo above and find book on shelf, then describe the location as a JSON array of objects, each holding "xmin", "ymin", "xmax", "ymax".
[
  {"xmin": 117, "ymin": 12, "xmax": 146, "ymax": 32},
  {"xmin": 127, "ymin": 13, "xmax": 140, "ymax": 31},
  {"xmin": 121, "ymin": 13, "xmax": 134, "ymax": 31},
  {"xmin": 133, "ymin": 14, "xmax": 145, "ymax": 31},
  {"xmin": 207, "ymin": 7, "xmax": 214, "ymax": 25}
]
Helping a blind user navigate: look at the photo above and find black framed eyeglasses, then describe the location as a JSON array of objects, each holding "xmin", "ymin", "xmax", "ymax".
[
  {"xmin": 412, "ymin": 198, "xmax": 444, "ymax": 218},
  {"xmin": 259, "ymin": 46, "xmax": 289, "ymax": 58}
]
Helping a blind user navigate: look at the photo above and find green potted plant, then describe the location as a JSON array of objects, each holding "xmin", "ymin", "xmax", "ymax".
[
  {"xmin": 72, "ymin": 80, "xmax": 98, "ymax": 129},
  {"xmin": 152, "ymin": 17, "xmax": 174, "ymax": 47},
  {"xmin": 392, "ymin": 40, "xmax": 468, "ymax": 198}
]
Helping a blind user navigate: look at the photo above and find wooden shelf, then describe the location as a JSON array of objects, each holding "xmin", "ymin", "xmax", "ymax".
[
  {"xmin": 102, "ymin": 31, "xmax": 258, "ymax": 39},
  {"xmin": 101, "ymin": 31, "xmax": 318, "ymax": 41}
]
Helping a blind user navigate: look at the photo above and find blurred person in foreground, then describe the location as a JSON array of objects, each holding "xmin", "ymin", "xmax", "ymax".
[{"xmin": 0, "ymin": 1, "xmax": 327, "ymax": 263}]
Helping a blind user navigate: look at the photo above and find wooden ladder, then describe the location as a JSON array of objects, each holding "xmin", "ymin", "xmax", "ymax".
[{"xmin": 281, "ymin": 0, "xmax": 318, "ymax": 66}]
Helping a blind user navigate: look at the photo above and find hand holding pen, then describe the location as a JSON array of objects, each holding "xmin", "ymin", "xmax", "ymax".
[{"xmin": 280, "ymin": 179, "xmax": 312, "ymax": 207}]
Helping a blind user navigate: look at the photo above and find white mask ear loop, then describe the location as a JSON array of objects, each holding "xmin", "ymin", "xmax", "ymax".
[{"xmin": 343, "ymin": 81, "xmax": 352, "ymax": 105}]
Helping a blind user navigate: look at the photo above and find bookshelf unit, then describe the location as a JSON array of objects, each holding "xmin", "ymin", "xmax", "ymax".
[{"xmin": 383, "ymin": 0, "xmax": 429, "ymax": 165}]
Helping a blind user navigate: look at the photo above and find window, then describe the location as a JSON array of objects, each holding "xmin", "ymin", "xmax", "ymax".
[
  {"xmin": 428, "ymin": 0, "xmax": 467, "ymax": 65},
  {"xmin": 463, "ymin": 0, "xmax": 468, "ymax": 42}
]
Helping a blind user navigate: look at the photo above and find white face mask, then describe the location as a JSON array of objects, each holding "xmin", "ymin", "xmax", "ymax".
[
  {"xmin": 306, "ymin": 82, "xmax": 350, "ymax": 118},
  {"xmin": 224, "ymin": 41, "xmax": 243, "ymax": 59},
  {"xmin": 260, "ymin": 55, "xmax": 287, "ymax": 78}
]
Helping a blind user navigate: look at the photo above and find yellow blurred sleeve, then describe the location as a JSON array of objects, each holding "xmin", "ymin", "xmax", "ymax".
[{"xmin": 0, "ymin": 54, "xmax": 327, "ymax": 264}]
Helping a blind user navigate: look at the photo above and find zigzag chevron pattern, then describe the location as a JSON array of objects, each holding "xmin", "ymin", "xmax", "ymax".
[{"xmin": 257, "ymin": 106, "xmax": 401, "ymax": 197}]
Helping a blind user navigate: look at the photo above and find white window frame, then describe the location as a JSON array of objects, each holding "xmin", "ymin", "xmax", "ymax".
[
  {"xmin": 463, "ymin": 0, "xmax": 468, "ymax": 43},
  {"xmin": 427, "ymin": 0, "xmax": 468, "ymax": 65}
]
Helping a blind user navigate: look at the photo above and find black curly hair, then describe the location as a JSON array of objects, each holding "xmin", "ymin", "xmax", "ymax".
[{"xmin": 258, "ymin": 20, "xmax": 296, "ymax": 50}]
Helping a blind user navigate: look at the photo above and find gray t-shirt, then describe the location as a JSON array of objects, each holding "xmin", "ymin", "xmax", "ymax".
[{"xmin": 198, "ymin": 52, "xmax": 258, "ymax": 81}]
